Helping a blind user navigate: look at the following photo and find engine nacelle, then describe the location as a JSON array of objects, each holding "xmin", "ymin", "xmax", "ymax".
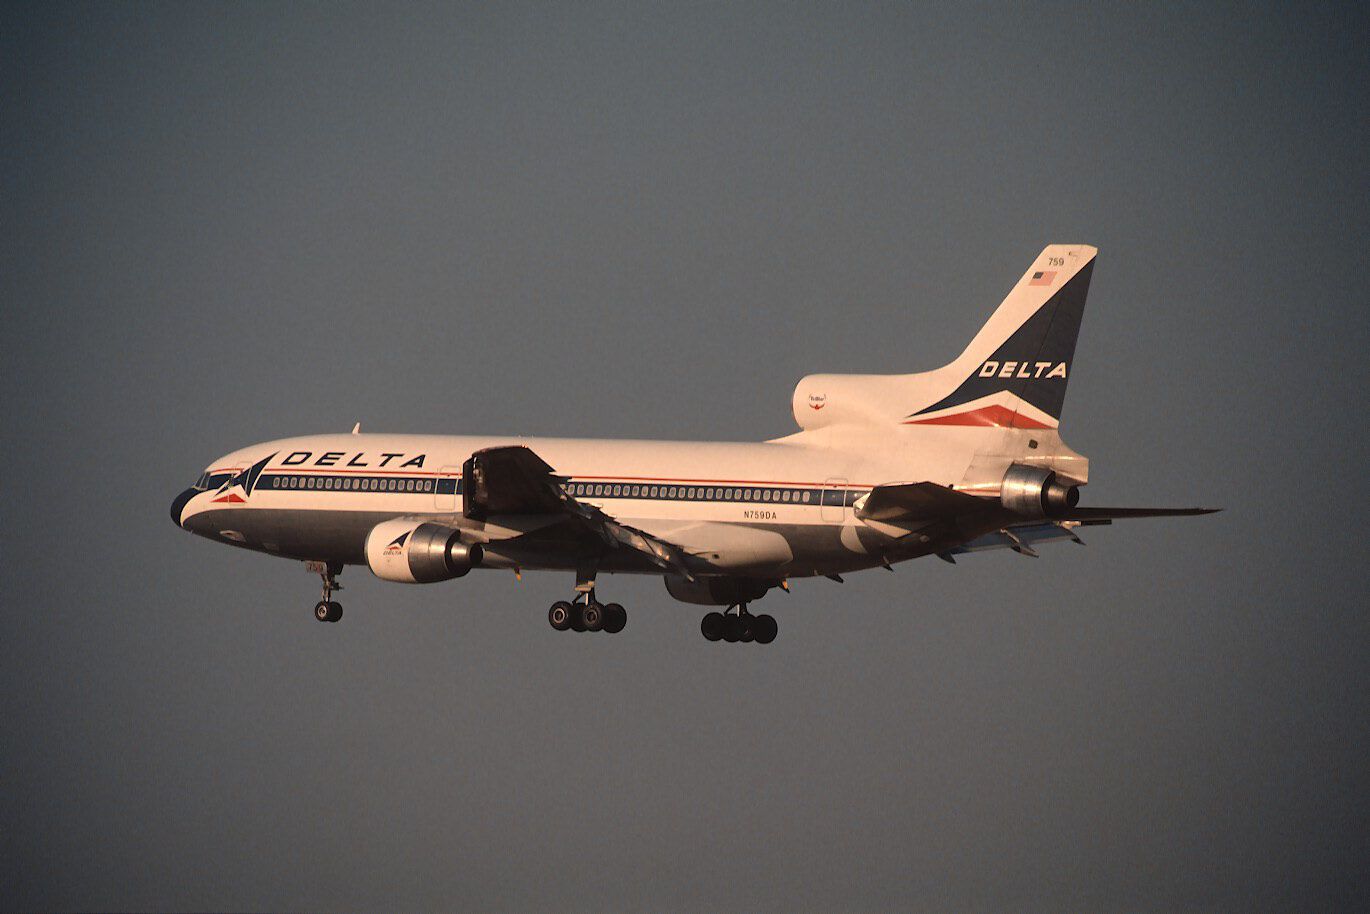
[
  {"xmin": 664, "ymin": 575, "xmax": 773, "ymax": 606},
  {"xmin": 365, "ymin": 520, "xmax": 483, "ymax": 584},
  {"xmin": 1000, "ymin": 463, "xmax": 1080, "ymax": 518}
]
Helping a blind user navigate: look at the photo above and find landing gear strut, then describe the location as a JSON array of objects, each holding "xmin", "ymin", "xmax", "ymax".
[
  {"xmin": 311, "ymin": 561, "xmax": 343, "ymax": 623},
  {"xmin": 701, "ymin": 604, "xmax": 776, "ymax": 645}
]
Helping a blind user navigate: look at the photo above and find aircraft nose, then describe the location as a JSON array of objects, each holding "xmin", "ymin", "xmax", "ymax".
[{"xmin": 170, "ymin": 488, "xmax": 197, "ymax": 528}]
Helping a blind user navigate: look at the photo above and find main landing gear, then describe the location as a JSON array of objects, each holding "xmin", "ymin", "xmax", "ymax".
[
  {"xmin": 700, "ymin": 604, "xmax": 777, "ymax": 645},
  {"xmin": 547, "ymin": 566, "xmax": 626, "ymax": 635},
  {"xmin": 311, "ymin": 562, "xmax": 343, "ymax": 623},
  {"xmin": 547, "ymin": 594, "xmax": 627, "ymax": 634}
]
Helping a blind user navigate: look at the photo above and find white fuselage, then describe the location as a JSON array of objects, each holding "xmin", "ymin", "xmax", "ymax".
[{"xmin": 173, "ymin": 428, "xmax": 1031, "ymax": 579}]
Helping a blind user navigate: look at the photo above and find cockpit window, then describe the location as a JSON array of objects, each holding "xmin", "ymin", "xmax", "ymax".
[{"xmin": 193, "ymin": 472, "xmax": 233, "ymax": 491}]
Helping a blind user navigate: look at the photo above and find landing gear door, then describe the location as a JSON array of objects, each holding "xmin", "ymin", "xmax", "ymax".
[
  {"xmin": 821, "ymin": 477, "xmax": 849, "ymax": 523},
  {"xmin": 435, "ymin": 465, "xmax": 459, "ymax": 513}
]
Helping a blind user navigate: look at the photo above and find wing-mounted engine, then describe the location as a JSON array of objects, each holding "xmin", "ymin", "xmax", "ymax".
[
  {"xmin": 365, "ymin": 519, "xmax": 483, "ymax": 584},
  {"xmin": 999, "ymin": 463, "xmax": 1080, "ymax": 518}
]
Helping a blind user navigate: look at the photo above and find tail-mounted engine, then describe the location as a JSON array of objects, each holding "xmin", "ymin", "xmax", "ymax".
[
  {"xmin": 365, "ymin": 519, "xmax": 483, "ymax": 584},
  {"xmin": 1000, "ymin": 463, "xmax": 1080, "ymax": 518}
]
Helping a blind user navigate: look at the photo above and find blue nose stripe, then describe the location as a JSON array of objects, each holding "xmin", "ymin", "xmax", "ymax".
[{"xmin": 170, "ymin": 488, "xmax": 197, "ymax": 528}]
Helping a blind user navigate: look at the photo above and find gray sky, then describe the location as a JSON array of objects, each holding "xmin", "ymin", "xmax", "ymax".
[{"xmin": 4, "ymin": 2, "xmax": 1367, "ymax": 910}]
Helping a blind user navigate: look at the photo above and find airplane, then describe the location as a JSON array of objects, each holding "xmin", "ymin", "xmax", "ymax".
[{"xmin": 170, "ymin": 244, "xmax": 1216, "ymax": 644}]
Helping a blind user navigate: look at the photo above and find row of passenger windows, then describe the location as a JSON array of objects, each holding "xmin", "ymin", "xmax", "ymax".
[
  {"xmin": 256, "ymin": 474, "xmax": 818, "ymax": 503},
  {"xmin": 265, "ymin": 475, "xmax": 436, "ymax": 493},
  {"xmin": 565, "ymin": 482, "xmax": 812, "ymax": 504}
]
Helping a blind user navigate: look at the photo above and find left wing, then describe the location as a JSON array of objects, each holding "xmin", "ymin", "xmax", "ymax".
[{"xmin": 462, "ymin": 446, "xmax": 698, "ymax": 580}]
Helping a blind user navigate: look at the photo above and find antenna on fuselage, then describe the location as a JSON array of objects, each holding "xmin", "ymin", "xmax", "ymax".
[{"xmin": 351, "ymin": 422, "xmax": 361, "ymax": 434}]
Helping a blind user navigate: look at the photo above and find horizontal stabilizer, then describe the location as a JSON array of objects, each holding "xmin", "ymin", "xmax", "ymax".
[{"xmin": 1059, "ymin": 506, "xmax": 1220, "ymax": 521}]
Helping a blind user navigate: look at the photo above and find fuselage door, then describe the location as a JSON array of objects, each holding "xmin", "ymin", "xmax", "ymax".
[
  {"xmin": 821, "ymin": 477, "xmax": 849, "ymax": 523},
  {"xmin": 436, "ymin": 465, "xmax": 459, "ymax": 512}
]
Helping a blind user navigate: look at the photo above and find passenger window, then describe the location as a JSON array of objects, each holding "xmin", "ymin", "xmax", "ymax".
[
  {"xmin": 802, "ymin": 491, "xmax": 811, "ymax": 503},
  {"xmin": 650, "ymin": 486, "xmax": 659, "ymax": 497}
]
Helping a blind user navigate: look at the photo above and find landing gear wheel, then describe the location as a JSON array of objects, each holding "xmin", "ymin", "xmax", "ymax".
[
  {"xmin": 738, "ymin": 614, "xmax": 756, "ymax": 643},
  {"xmin": 753, "ymin": 614, "xmax": 777, "ymax": 644},
  {"xmin": 603, "ymin": 603, "xmax": 627, "ymax": 634},
  {"xmin": 569, "ymin": 603, "xmax": 587, "ymax": 632},
  {"xmin": 701, "ymin": 612, "xmax": 724, "ymax": 641},
  {"xmin": 549, "ymin": 601, "xmax": 574, "ymax": 631},
  {"xmin": 722, "ymin": 614, "xmax": 743, "ymax": 642},
  {"xmin": 312, "ymin": 563, "xmax": 344, "ymax": 622},
  {"xmin": 582, "ymin": 602, "xmax": 605, "ymax": 632}
]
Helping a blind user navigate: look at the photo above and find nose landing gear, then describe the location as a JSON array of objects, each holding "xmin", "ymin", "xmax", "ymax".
[
  {"xmin": 309, "ymin": 561, "xmax": 343, "ymax": 623},
  {"xmin": 701, "ymin": 604, "xmax": 776, "ymax": 644}
]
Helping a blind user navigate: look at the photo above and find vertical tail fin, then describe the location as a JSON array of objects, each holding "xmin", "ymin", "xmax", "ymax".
[
  {"xmin": 902, "ymin": 245, "xmax": 1097, "ymax": 429},
  {"xmin": 789, "ymin": 245, "xmax": 1097, "ymax": 435}
]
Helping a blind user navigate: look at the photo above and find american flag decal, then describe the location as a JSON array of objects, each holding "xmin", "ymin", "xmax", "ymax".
[{"xmin": 1029, "ymin": 270, "xmax": 1057, "ymax": 286}]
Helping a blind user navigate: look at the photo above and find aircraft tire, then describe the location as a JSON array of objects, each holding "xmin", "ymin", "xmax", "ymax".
[
  {"xmin": 722, "ymin": 615, "xmax": 742, "ymax": 643},
  {"xmin": 582, "ymin": 602, "xmax": 605, "ymax": 632},
  {"xmin": 603, "ymin": 603, "xmax": 627, "ymax": 634},
  {"xmin": 548, "ymin": 601, "xmax": 574, "ymax": 631},
  {"xmin": 329, "ymin": 602, "xmax": 343, "ymax": 622},
  {"xmin": 738, "ymin": 615, "xmax": 756, "ymax": 643},
  {"xmin": 753, "ymin": 614, "xmax": 777, "ymax": 644},
  {"xmin": 701, "ymin": 612, "xmax": 724, "ymax": 641},
  {"xmin": 314, "ymin": 601, "xmax": 332, "ymax": 623},
  {"xmin": 569, "ymin": 603, "xmax": 587, "ymax": 632}
]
